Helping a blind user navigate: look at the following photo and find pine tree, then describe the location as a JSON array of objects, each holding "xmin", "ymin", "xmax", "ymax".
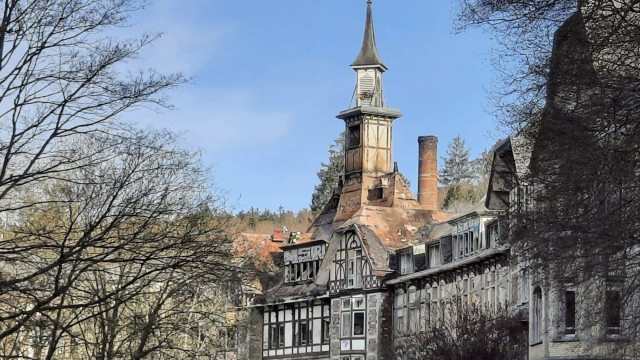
[
  {"xmin": 440, "ymin": 136, "xmax": 476, "ymax": 187},
  {"xmin": 440, "ymin": 136, "xmax": 481, "ymax": 211},
  {"xmin": 310, "ymin": 131, "xmax": 345, "ymax": 212}
]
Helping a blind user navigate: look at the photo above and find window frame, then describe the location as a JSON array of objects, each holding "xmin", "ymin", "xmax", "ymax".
[
  {"xmin": 347, "ymin": 124, "xmax": 361, "ymax": 149},
  {"xmin": 605, "ymin": 286, "xmax": 623, "ymax": 337}
]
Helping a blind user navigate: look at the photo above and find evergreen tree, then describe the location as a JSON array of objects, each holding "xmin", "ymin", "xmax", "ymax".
[
  {"xmin": 310, "ymin": 131, "xmax": 345, "ymax": 212},
  {"xmin": 440, "ymin": 136, "xmax": 475, "ymax": 186}
]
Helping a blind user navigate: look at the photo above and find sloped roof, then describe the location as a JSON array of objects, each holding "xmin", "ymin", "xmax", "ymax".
[
  {"xmin": 485, "ymin": 136, "xmax": 533, "ymax": 210},
  {"xmin": 511, "ymin": 135, "xmax": 533, "ymax": 180},
  {"xmin": 233, "ymin": 233, "xmax": 284, "ymax": 294},
  {"xmin": 447, "ymin": 197, "xmax": 492, "ymax": 223},
  {"xmin": 255, "ymin": 281, "xmax": 327, "ymax": 305},
  {"xmin": 351, "ymin": 0, "xmax": 386, "ymax": 70}
]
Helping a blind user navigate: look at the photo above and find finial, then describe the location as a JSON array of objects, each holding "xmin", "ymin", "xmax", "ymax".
[{"xmin": 367, "ymin": 0, "xmax": 372, "ymax": 4}]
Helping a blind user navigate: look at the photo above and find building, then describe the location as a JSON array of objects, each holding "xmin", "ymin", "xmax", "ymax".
[{"xmin": 237, "ymin": 2, "xmax": 638, "ymax": 360}]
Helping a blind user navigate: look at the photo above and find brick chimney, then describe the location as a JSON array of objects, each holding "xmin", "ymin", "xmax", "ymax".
[{"xmin": 417, "ymin": 135, "xmax": 438, "ymax": 210}]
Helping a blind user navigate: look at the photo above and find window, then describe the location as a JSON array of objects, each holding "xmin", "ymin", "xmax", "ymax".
[
  {"xmin": 341, "ymin": 312, "xmax": 351, "ymax": 337},
  {"xmin": 486, "ymin": 221, "xmax": 499, "ymax": 249},
  {"xmin": 400, "ymin": 252, "xmax": 413, "ymax": 274},
  {"xmin": 295, "ymin": 305, "xmax": 313, "ymax": 346},
  {"xmin": 263, "ymin": 301, "xmax": 329, "ymax": 351},
  {"xmin": 347, "ymin": 248, "xmax": 363, "ymax": 288},
  {"xmin": 353, "ymin": 312, "xmax": 365, "ymax": 336},
  {"xmin": 531, "ymin": 287, "xmax": 542, "ymax": 344},
  {"xmin": 285, "ymin": 260, "xmax": 320, "ymax": 283},
  {"xmin": 464, "ymin": 233, "xmax": 470, "ymax": 256},
  {"xmin": 268, "ymin": 323, "xmax": 285, "ymax": 348},
  {"xmin": 518, "ymin": 269, "xmax": 530, "ymax": 304},
  {"xmin": 564, "ymin": 289, "xmax": 576, "ymax": 335},
  {"xmin": 408, "ymin": 286, "xmax": 420, "ymax": 333},
  {"xmin": 348, "ymin": 125, "xmax": 360, "ymax": 148},
  {"xmin": 322, "ymin": 317, "xmax": 330, "ymax": 344},
  {"xmin": 341, "ymin": 297, "xmax": 366, "ymax": 339},
  {"xmin": 395, "ymin": 289, "xmax": 405, "ymax": 334},
  {"xmin": 368, "ymin": 187, "xmax": 383, "ymax": 201},
  {"xmin": 483, "ymin": 268, "xmax": 497, "ymax": 308},
  {"xmin": 605, "ymin": 289, "xmax": 622, "ymax": 336},
  {"xmin": 430, "ymin": 283, "xmax": 439, "ymax": 327},
  {"xmin": 298, "ymin": 321, "xmax": 310, "ymax": 345},
  {"xmin": 429, "ymin": 245, "xmax": 441, "ymax": 267},
  {"xmin": 423, "ymin": 290, "xmax": 431, "ymax": 330}
]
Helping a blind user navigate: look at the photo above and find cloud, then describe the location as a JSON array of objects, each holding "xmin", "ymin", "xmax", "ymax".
[
  {"xmin": 118, "ymin": 0, "xmax": 236, "ymax": 76},
  {"xmin": 131, "ymin": 87, "xmax": 295, "ymax": 154}
]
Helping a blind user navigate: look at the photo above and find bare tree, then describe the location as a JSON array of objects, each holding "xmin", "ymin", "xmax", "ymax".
[
  {"xmin": 0, "ymin": 1, "xmax": 245, "ymax": 358},
  {"xmin": 398, "ymin": 300, "xmax": 527, "ymax": 360},
  {"xmin": 457, "ymin": 0, "xmax": 640, "ymax": 352}
]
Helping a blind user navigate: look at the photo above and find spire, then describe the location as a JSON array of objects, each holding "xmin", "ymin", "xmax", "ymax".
[{"xmin": 351, "ymin": 0, "xmax": 386, "ymax": 70}]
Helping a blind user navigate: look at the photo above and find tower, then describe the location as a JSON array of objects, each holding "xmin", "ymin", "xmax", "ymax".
[{"xmin": 337, "ymin": 0, "xmax": 402, "ymax": 178}]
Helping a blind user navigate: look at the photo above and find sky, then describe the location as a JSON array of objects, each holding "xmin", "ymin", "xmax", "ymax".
[{"xmin": 122, "ymin": 0, "xmax": 501, "ymax": 212}]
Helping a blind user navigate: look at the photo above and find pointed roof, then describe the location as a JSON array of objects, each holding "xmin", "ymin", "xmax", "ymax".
[{"xmin": 351, "ymin": 0, "xmax": 387, "ymax": 70}]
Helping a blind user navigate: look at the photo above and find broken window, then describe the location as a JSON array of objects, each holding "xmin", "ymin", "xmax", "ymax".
[
  {"xmin": 278, "ymin": 323, "xmax": 285, "ymax": 348},
  {"xmin": 564, "ymin": 289, "xmax": 576, "ymax": 335},
  {"xmin": 605, "ymin": 289, "xmax": 622, "ymax": 336},
  {"xmin": 322, "ymin": 317, "xmax": 330, "ymax": 344},
  {"xmin": 368, "ymin": 187, "xmax": 383, "ymax": 200},
  {"xmin": 353, "ymin": 312, "xmax": 365, "ymax": 336},
  {"xmin": 299, "ymin": 321, "xmax": 309, "ymax": 345},
  {"xmin": 400, "ymin": 252, "xmax": 413, "ymax": 275},
  {"xmin": 429, "ymin": 245, "xmax": 441, "ymax": 267},
  {"xmin": 348, "ymin": 125, "xmax": 361, "ymax": 148},
  {"xmin": 341, "ymin": 296, "xmax": 366, "ymax": 339},
  {"xmin": 269, "ymin": 324, "xmax": 278, "ymax": 349}
]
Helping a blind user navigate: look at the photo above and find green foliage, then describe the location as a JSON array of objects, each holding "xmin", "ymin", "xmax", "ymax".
[
  {"xmin": 440, "ymin": 136, "xmax": 482, "ymax": 211},
  {"xmin": 310, "ymin": 131, "xmax": 345, "ymax": 212},
  {"xmin": 440, "ymin": 136, "xmax": 475, "ymax": 187},
  {"xmin": 235, "ymin": 207, "xmax": 314, "ymax": 234},
  {"xmin": 442, "ymin": 184, "xmax": 483, "ymax": 212}
]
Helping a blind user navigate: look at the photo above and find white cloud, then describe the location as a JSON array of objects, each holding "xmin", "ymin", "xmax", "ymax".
[
  {"xmin": 117, "ymin": 0, "xmax": 236, "ymax": 76},
  {"xmin": 131, "ymin": 87, "xmax": 295, "ymax": 154}
]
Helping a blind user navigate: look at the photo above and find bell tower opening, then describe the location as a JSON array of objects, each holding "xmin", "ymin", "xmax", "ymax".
[{"xmin": 337, "ymin": 0, "xmax": 401, "ymax": 178}]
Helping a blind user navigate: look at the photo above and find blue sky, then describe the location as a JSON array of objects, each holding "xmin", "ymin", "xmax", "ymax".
[{"xmin": 124, "ymin": 0, "xmax": 500, "ymax": 212}]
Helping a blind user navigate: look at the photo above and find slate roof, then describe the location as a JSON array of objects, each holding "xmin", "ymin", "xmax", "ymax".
[
  {"xmin": 351, "ymin": 0, "xmax": 386, "ymax": 69},
  {"xmin": 485, "ymin": 136, "xmax": 533, "ymax": 210}
]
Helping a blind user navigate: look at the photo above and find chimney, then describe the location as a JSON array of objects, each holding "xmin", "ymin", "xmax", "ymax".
[{"xmin": 417, "ymin": 135, "xmax": 438, "ymax": 210}]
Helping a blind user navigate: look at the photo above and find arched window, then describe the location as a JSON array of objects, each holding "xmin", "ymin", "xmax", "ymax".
[
  {"xmin": 346, "ymin": 238, "xmax": 363, "ymax": 288},
  {"xmin": 394, "ymin": 289, "xmax": 406, "ymax": 335},
  {"xmin": 531, "ymin": 287, "xmax": 542, "ymax": 344}
]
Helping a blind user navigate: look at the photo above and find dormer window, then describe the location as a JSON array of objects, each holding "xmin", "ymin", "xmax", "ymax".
[
  {"xmin": 429, "ymin": 244, "xmax": 441, "ymax": 267},
  {"xmin": 400, "ymin": 252, "xmax": 413, "ymax": 275}
]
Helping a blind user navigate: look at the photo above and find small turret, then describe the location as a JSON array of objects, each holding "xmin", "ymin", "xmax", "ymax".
[{"xmin": 351, "ymin": 0, "xmax": 387, "ymax": 108}]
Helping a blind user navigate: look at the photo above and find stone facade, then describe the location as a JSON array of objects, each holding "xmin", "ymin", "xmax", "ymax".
[{"xmin": 237, "ymin": 3, "xmax": 637, "ymax": 360}]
